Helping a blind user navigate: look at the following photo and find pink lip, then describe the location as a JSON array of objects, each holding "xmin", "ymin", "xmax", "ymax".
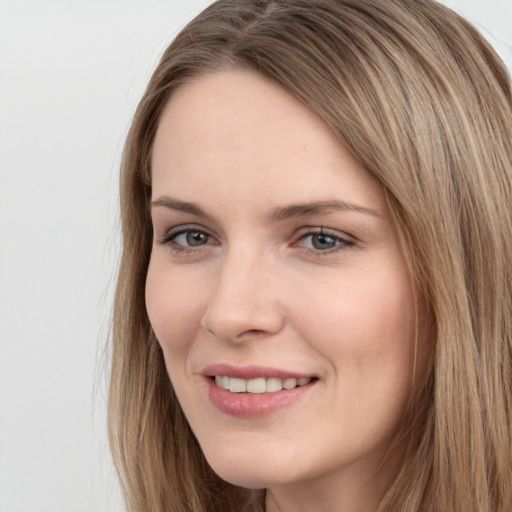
[
  {"xmin": 202, "ymin": 363, "xmax": 314, "ymax": 380},
  {"xmin": 202, "ymin": 364, "xmax": 317, "ymax": 418}
]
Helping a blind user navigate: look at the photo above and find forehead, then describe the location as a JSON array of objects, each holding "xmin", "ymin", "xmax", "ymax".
[{"xmin": 151, "ymin": 68, "xmax": 384, "ymax": 211}]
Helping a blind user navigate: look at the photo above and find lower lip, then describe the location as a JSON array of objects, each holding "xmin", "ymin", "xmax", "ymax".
[{"xmin": 206, "ymin": 378, "xmax": 315, "ymax": 418}]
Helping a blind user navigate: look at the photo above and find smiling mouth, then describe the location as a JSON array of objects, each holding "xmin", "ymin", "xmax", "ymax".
[{"xmin": 213, "ymin": 375, "xmax": 314, "ymax": 393}]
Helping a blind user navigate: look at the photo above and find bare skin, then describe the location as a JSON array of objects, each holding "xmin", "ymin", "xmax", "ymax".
[{"xmin": 147, "ymin": 68, "xmax": 420, "ymax": 512}]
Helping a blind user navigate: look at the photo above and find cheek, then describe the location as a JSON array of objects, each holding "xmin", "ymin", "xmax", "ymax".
[
  {"xmin": 291, "ymin": 261, "xmax": 416, "ymax": 382},
  {"xmin": 299, "ymin": 269, "xmax": 417, "ymax": 444},
  {"xmin": 145, "ymin": 260, "xmax": 207, "ymax": 357}
]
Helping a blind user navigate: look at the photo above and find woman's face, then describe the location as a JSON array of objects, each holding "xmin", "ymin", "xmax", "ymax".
[{"xmin": 146, "ymin": 69, "xmax": 419, "ymax": 502}]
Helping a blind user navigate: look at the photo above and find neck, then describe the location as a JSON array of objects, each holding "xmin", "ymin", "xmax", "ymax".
[{"xmin": 264, "ymin": 453, "xmax": 400, "ymax": 512}]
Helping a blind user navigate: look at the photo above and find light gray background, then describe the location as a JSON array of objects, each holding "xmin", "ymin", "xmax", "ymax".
[{"xmin": 0, "ymin": 1, "xmax": 510, "ymax": 511}]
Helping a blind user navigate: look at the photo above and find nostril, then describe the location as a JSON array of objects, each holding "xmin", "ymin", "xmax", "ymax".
[{"xmin": 200, "ymin": 294, "xmax": 285, "ymax": 343}]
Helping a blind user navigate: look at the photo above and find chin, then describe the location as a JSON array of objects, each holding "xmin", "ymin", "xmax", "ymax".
[
  {"xmin": 212, "ymin": 467, "xmax": 271, "ymax": 489},
  {"xmin": 201, "ymin": 440, "xmax": 302, "ymax": 489}
]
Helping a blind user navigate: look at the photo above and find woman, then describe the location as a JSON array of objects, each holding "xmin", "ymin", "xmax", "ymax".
[{"xmin": 109, "ymin": 0, "xmax": 512, "ymax": 511}]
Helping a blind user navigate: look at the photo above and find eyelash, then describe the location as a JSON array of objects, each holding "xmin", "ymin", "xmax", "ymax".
[
  {"xmin": 156, "ymin": 225, "xmax": 354, "ymax": 256},
  {"xmin": 293, "ymin": 228, "xmax": 354, "ymax": 255},
  {"xmin": 156, "ymin": 225, "xmax": 218, "ymax": 254}
]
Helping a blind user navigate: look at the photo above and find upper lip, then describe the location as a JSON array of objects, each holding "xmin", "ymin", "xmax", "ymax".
[{"xmin": 202, "ymin": 363, "xmax": 316, "ymax": 380}]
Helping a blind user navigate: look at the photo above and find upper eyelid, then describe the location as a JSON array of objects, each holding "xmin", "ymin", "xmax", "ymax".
[
  {"xmin": 294, "ymin": 231, "xmax": 352, "ymax": 246},
  {"xmin": 158, "ymin": 223, "xmax": 216, "ymax": 240},
  {"xmin": 155, "ymin": 223, "xmax": 355, "ymax": 247},
  {"xmin": 156, "ymin": 227, "xmax": 219, "ymax": 253},
  {"xmin": 294, "ymin": 226, "xmax": 354, "ymax": 241}
]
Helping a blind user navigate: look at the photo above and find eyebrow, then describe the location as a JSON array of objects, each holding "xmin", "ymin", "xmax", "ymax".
[
  {"xmin": 150, "ymin": 196, "xmax": 213, "ymax": 220},
  {"xmin": 150, "ymin": 196, "xmax": 382, "ymax": 221},
  {"xmin": 270, "ymin": 200, "xmax": 382, "ymax": 220}
]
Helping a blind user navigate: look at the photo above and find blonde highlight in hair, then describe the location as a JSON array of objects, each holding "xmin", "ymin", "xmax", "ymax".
[{"xmin": 109, "ymin": 1, "xmax": 512, "ymax": 510}]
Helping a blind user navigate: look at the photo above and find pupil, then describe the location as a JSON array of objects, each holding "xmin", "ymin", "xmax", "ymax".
[
  {"xmin": 187, "ymin": 231, "xmax": 207, "ymax": 246},
  {"xmin": 313, "ymin": 234, "xmax": 335, "ymax": 250}
]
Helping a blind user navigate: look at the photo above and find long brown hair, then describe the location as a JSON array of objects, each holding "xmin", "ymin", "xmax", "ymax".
[{"xmin": 109, "ymin": 1, "xmax": 512, "ymax": 510}]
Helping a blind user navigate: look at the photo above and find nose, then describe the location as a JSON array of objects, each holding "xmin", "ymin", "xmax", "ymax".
[{"xmin": 200, "ymin": 248, "xmax": 285, "ymax": 343}]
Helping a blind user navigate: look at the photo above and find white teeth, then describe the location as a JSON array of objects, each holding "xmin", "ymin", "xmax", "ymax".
[
  {"xmin": 265, "ymin": 377, "xmax": 283, "ymax": 392},
  {"xmin": 283, "ymin": 377, "xmax": 297, "ymax": 389},
  {"xmin": 246, "ymin": 378, "xmax": 266, "ymax": 393},
  {"xmin": 216, "ymin": 375, "xmax": 230, "ymax": 388},
  {"xmin": 214, "ymin": 375, "xmax": 312, "ymax": 393},
  {"xmin": 229, "ymin": 378, "xmax": 247, "ymax": 393}
]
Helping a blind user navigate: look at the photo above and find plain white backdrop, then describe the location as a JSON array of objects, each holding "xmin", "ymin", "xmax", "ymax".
[{"xmin": 0, "ymin": 1, "xmax": 510, "ymax": 511}]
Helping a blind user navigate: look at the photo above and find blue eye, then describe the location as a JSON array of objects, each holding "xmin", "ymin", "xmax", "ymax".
[
  {"xmin": 297, "ymin": 230, "xmax": 352, "ymax": 252},
  {"xmin": 159, "ymin": 227, "xmax": 216, "ymax": 251},
  {"xmin": 176, "ymin": 230, "xmax": 210, "ymax": 247},
  {"xmin": 308, "ymin": 233, "xmax": 338, "ymax": 250}
]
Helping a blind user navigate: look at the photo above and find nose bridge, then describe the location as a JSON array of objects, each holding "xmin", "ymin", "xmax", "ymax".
[{"xmin": 201, "ymin": 242, "xmax": 283, "ymax": 341}]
